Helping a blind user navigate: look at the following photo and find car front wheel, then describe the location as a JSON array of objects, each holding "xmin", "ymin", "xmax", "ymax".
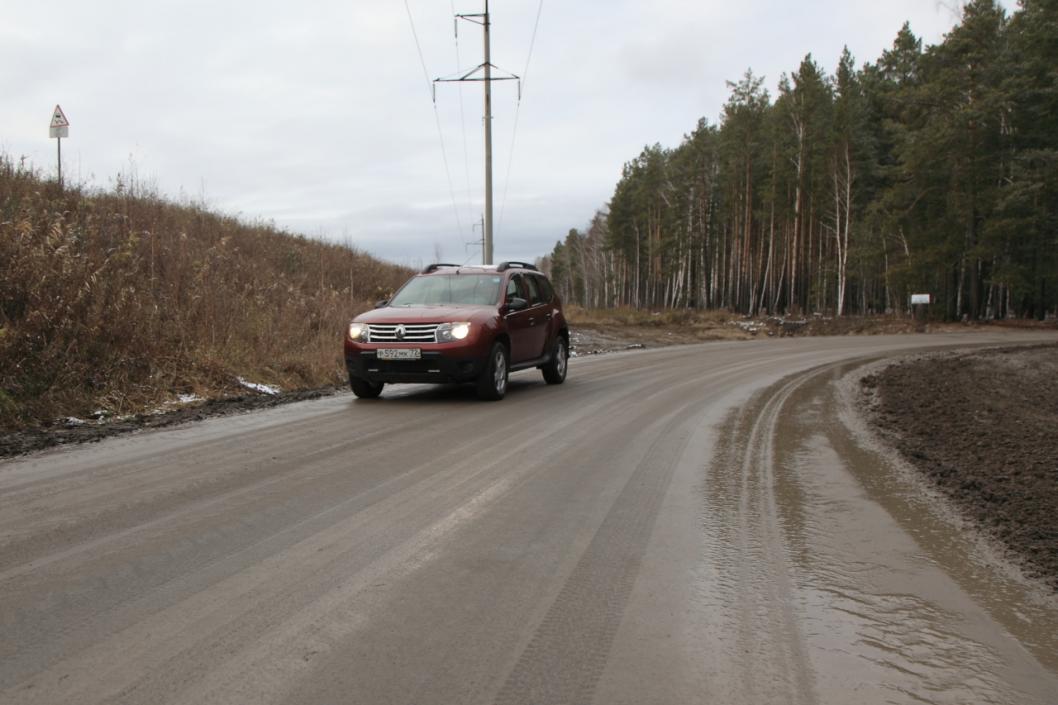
[
  {"xmin": 541, "ymin": 336, "xmax": 568, "ymax": 384},
  {"xmin": 476, "ymin": 343, "xmax": 509, "ymax": 401},
  {"xmin": 349, "ymin": 375, "xmax": 384, "ymax": 399}
]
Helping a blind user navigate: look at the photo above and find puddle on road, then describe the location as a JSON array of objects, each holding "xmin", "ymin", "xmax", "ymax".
[
  {"xmin": 697, "ymin": 362, "xmax": 1058, "ymax": 705},
  {"xmin": 786, "ymin": 434, "xmax": 1039, "ymax": 704}
]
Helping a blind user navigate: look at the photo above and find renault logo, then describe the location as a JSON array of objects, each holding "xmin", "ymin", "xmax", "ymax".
[{"xmin": 395, "ymin": 325, "xmax": 406, "ymax": 340}]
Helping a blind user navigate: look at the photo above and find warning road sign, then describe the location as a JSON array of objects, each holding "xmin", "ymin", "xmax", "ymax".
[
  {"xmin": 50, "ymin": 105, "xmax": 70, "ymax": 128},
  {"xmin": 50, "ymin": 105, "xmax": 70, "ymax": 138}
]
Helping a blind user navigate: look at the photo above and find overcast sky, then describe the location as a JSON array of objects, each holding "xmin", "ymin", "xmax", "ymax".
[{"xmin": 2, "ymin": 0, "xmax": 1014, "ymax": 266}]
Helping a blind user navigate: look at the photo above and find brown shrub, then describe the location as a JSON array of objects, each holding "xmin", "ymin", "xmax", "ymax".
[{"xmin": 0, "ymin": 156, "xmax": 410, "ymax": 429}]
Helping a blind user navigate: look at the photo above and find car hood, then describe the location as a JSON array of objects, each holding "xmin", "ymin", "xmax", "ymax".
[{"xmin": 354, "ymin": 305, "xmax": 497, "ymax": 324}]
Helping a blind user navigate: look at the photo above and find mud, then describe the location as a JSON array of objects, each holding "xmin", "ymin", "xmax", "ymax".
[
  {"xmin": 698, "ymin": 353, "xmax": 1058, "ymax": 703},
  {"xmin": 862, "ymin": 344, "xmax": 1058, "ymax": 591},
  {"xmin": 0, "ymin": 387, "xmax": 341, "ymax": 458}
]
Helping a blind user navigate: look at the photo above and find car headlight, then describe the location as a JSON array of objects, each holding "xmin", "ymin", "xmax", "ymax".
[
  {"xmin": 436, "ymin": 322, "xmax": 471, "ymax": 343},
  {"xmin": 348, "ymin": 322, "xmax": 369, "ymax": 342}
]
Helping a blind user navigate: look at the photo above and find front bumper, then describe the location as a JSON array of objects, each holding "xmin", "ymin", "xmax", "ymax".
[{"xmin": 346, "ymin": 350, "xmax": 485, "ymax": 384}]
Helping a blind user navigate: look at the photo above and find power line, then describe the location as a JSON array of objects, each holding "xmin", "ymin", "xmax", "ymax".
[
  {"xmin": 497, "ymin": 0, "xmax": 543, "ymax": 238},
  {"xmin": 404, "ymin": 0, "xmax": 465, "ymax": 242},
  {"xmin": 450, "ymin": 0, "xmax": 475, "ymax": 232},
  {"xmin": 403, "ymin": 0, "xmax": 431, "ymax": 87},
  {"xmin": 521, "ymin": 1, "xmax": 545, "ymax": 84}
]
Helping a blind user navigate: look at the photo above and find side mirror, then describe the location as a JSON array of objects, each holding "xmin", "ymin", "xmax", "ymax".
[
  {"xmin": 505, "ymin": 297, "xmax": 528, "ymax": 312},
  {"xmin": 374, "ymin": 299, "xmax": 389, "ymax": 309}
]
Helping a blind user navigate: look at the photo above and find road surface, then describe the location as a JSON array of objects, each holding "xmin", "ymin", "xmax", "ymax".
[{"xmin": 2, "ymin": 332, "xmax": 1057, "ymax": 704}]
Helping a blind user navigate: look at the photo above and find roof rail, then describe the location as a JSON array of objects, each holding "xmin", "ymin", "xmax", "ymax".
[
  {"xmin": 496, "ymin": 261, "xmax": 538, "ymax": 272},
  {"xmin": 421, "ymin": 263, "xmax": 460, "ymax": 274}
]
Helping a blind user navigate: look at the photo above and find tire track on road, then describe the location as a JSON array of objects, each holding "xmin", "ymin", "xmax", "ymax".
[
  {"xmin": 701, "ymin": 366, "xmax": 842, "ymax": 705},
  {"xmin": 493, "ymin": 399, "xmax": 705, "ymax": 705}
]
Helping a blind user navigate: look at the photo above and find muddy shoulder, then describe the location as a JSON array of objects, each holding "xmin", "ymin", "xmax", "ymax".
[
  {"xmin": 0, "ymin": 387, "xmax": 341, "ymax": 458},
  {"xmin": 861, "ymin": 344, "xmax": 1058, "ymax": 592}
]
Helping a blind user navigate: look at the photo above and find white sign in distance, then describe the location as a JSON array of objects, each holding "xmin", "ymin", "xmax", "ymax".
[
  {"xmin": 910, "ymin": 294, "xmax": 932, "ymax": 305},
  {"xmin": 49, "ymin": 104, "xmax": 70, "ymax": 138}
]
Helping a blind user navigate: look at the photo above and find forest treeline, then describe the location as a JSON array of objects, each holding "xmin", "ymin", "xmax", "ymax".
[
  {"xmin": 0, "ymin": 158, "xmax": 410, "ymax": 428},
  {"xmin": 540, "ymin": 0, "xmax": 1056, "ymax": 320}
]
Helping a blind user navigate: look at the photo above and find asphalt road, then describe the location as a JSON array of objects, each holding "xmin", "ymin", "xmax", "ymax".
[{"xmin": 2, "ymin": 332, "xmax": 1057, "ymax": 705}]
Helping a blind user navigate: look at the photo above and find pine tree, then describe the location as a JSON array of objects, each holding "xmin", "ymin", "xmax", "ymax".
[{"xmin": 543, "ymin": 2, "xmax": 1055, "ymax": 320}]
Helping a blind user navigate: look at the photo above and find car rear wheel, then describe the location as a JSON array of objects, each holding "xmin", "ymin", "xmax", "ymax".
[
  {"xmin": 541, "ymin": 336, "xmax": 568, "ymax": 385},
  {"xmin": 349, "ymin": 375, "xmax": 384, "ymax": 399},
  {"xmin": 476, "ymin": 343, "xmax": 509, "ymax": 401}
]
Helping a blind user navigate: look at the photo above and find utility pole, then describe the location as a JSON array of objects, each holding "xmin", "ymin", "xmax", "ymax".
[
  {"xmin": 482, "ymin": 3, "xmax": 493, "ymax": 266},
  {"xmin": 434, "ymin": 1, "xmax": 519, "ymax": 265}
]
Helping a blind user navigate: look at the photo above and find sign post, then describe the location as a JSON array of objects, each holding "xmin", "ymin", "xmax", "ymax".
[
  {"xmin": 49, "ymin": 105, "xmax": 70, "ymax": 188},
  {"xmin": 910, "ymin": 293, "xmax": 932, "ymax": 325}
]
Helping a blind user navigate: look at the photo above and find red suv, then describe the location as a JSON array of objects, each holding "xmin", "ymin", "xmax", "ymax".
[{"xmin": 344, "ymin": 262, "xmax": 569, "ymax": 400}]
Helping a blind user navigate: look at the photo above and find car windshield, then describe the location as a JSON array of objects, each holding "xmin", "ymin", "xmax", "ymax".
[{"xmin": 389, "ymin": 274, "xmax": 503, "ymax": 307}]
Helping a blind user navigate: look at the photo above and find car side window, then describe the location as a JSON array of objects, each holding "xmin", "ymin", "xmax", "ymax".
[
  {"xmin": 523, "ymin": 274, "xmax": 544, "ymax": 306},
  {"xmin": 506, "ymin": 275, "xmax": 522, "ymax": 302},
  {"xmin": 535, "ymin": 276, "xmax": 555, "ymax": 303}
]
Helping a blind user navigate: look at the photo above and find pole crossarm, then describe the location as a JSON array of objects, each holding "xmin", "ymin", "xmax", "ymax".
[
  {"xmin": 454, "ymin": 13, "xmax": 485, "ymax": 25},
  {"xmin": 435, "ymin": 64, "xmax": 519, "ymax": 84}
]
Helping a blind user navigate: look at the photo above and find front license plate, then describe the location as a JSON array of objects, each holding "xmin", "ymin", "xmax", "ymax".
[{"xmin": 377, "ymin": 348, "xmax": 422, "ymax": 361}]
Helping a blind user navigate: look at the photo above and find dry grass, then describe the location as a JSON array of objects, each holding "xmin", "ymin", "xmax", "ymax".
[{"xmin": 0, "ymin": 156, "xmax": 410, "ymax": 430}]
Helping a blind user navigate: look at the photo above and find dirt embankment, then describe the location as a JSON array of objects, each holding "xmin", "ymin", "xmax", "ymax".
[{"xmin": 862, "ymin": 344, "xmax": 1058, "ymax": 591}]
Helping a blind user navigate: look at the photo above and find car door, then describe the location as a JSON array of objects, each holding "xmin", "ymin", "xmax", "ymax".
[
  {"xmin": 504, "ymin": 274, "xmax": 534, "ymax": 364},
  {"xmin": 520, "ymin": 274, "xmax": 550, "ymax": 360}
]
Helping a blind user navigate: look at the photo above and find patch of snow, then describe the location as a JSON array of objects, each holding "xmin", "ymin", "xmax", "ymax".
[
  {"xmin": 237, "ymin": 377, "xmax": 280, "ymax": 396},
  {"xmin": 64, "ymin": 417, "xmax": 86, "ymax": 427},
  {"xmin": 160, "ymin": 393, "xmax": 204, "ymax": 408},
  {"xmin": 733, "ymin": 320, "xmax": 765, "ymax": 334}
]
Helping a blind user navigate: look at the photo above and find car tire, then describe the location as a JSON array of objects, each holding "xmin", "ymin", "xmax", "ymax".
[
  {"xmin": 541, "ymin": 336, "xmax": 568, "ymax": 385},
  {"xmin": 476, "ymin": 342, "xmax": 509, "ymax": 401},
  {"xmin": 349, "ymin": 375, "xmax": 384, "ymax": 399}
]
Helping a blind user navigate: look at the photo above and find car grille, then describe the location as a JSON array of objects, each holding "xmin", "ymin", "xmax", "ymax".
[
  {"xmin": 367, "ymin": 323, "xmax": 440, "ymax": 343},
  {"xmin": 367, "ymin": 360, "xmax": 442, "ymax": 374}
]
